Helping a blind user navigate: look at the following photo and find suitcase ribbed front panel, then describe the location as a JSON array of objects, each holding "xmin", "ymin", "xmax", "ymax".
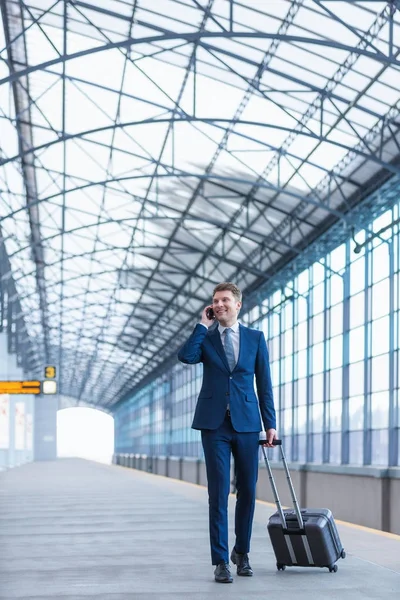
[{"xmin": 267, "ymin": 508, "xmax": 343, "ymax": 568}]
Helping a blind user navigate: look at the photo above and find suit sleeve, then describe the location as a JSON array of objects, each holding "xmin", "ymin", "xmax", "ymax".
[
  {"xmin": 177, "ymin": 323, "xmax": 208, "ymax": 364},
  {"xmin": 255, "ymin": 331, "xmax": 277, "ymax": 431}
]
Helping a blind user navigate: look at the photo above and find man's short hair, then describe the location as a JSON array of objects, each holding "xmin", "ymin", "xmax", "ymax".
[{"xmin": 212, "ymin": 282, "xmax": 242, "ymax": 303}]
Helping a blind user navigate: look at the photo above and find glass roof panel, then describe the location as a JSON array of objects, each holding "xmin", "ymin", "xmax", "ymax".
[{"xmin": 1, "ymin": 0, "xmax": 399, "ymax": 407}]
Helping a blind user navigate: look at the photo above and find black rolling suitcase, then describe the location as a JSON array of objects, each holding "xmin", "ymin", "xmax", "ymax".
[{"xmin": 260, "ymin": 440, "xmax": 346, "ymax": 573}]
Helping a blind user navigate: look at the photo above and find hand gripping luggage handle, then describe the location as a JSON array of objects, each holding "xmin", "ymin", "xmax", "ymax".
[{"xmin": 259, "ymin": 440, "xmax": 304, "ymax": 530}]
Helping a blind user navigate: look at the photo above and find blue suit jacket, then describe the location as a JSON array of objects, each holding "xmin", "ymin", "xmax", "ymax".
[{"xmin": 177, "ymin": 323, "xmax": 276, "ymax": 433}]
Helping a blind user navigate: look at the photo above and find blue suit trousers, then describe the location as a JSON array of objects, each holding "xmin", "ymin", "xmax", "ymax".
[{"xmin": 201, "ymin": 413, "xmax": 259, "ymax": 565}]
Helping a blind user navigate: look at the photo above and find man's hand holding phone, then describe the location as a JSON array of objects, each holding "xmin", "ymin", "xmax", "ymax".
[{"xmin": 201, "ymin": 305, "xmax": 215, "ymax": 328}]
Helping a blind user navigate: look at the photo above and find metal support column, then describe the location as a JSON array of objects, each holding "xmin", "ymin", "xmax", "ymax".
[
  {"xmin": 341, "ymin": 242, "xmax": 351, "ymax": 464},
  {"xmin": 322, "ymin": 263, "xmax": 330, "ymax": 463},
  {"xmin": 363, "ymin": 230, "xmax": 373, "ymax": 466},
  {"xmin": 388, "ymin": 212, "xmax": 398, "ymax": 466}
]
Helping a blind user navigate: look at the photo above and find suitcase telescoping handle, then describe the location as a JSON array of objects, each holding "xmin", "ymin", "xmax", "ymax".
[{"xmin": 259, "ymin": 439, "xmax": 304, "ymax": 530}]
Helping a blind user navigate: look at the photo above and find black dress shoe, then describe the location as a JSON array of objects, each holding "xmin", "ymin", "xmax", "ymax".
[
  {"xmin": 230, "ymin": 547, "xmax": 253, "ymax": 576},
  {"xmin": 214, "ymin": 562, "xmax": 233, "ymax": 583}
]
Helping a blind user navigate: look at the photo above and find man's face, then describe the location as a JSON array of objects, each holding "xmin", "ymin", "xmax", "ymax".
[{"xmin": 212, "ymin": 290, "xmax": 241, "ymax": 324}]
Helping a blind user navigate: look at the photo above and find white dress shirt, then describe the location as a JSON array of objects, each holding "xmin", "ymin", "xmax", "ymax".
[
  {"xmin": 198, "ymin": 320, "xmax": 240, "ymax": 366},
  {"xmin": 218, "ymin": 321, "xmax": 240, "ymax": 365}
]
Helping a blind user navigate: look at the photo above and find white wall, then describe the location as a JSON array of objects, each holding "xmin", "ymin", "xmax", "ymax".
[
  {"xmin": 57, "ymin": 407, "xmax": 114, "ymax": 464},
  {"xmin": 0, "ymin": 332, "xmax": 34, "ymax": 469}
]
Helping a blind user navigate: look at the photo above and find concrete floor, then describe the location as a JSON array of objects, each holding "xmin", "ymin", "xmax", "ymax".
[{"xmin": 0, "ymin": 459, "xmax": 399, "ymax": 600}]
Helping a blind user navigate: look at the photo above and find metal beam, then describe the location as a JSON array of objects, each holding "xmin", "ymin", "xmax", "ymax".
[
  {"xmin": 111, "ymin": 172, "xmax": 400, "ymax": 407},
  {"xmin": 29, "ymin": 48, "xmax": 391, "ymax": 126},
  {"xmin": 4, "ymin": 202, "xmax": 314, "ymax": 267},
  {"xmin": 59, "ymin": 0, "xmax": 67, "ymax": 395},
  {"xmin": 243, "ymin": 172, "xmax": 400, "ymax": 314},
  {"xmin": 5, "ymin": 171, "xmax": 358, "ymax": 221},
  {"xmin": 2, "ymin": 30, "xmax": 400, "ymax": 88},
  {"xmin": 218, "ymin": 14, "xmax": 400, "ymax": 294},
  {"xmin": 69, "ymin": 0, "xmax": 140, "ymax": 397},
  {"xmin": 0, "ymin": 0, "xmax": 49, "ymax": 362},
  {"xmin": 3, "ymin": 114, "xmax": 397, "ymax": 176},
  {"xmin": 2, "ymin": 0, "xmax": 400, "ymax": 409},
  {"xmin": 87, "ymin": 0, "xmax": 400, "ymax": 404},
  {"xmin": 74, "ymin": 0, "xmax": 217, "ymax": 400}
]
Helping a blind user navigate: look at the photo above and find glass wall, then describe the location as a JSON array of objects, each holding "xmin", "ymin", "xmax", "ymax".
[
  {"xmin": 115, "ymin": 205, "xmax": 399, "ymax": 466},
  {"xmin": 115, "ymin": 362, "xmax": 203, "ymax": 457}
]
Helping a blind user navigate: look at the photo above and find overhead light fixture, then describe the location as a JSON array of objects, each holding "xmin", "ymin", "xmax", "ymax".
[
  {"xmin": 351, "ymin": 216, "xmax": 400, "ymax": 255},
  {"xmin": 42, "ymin": 380, "xmax": 57, "ymax": 394}
]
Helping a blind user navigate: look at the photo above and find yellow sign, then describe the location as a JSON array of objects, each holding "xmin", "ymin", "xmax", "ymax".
[
  {"xmin": 0, "ymin": 381, "xmax": 41, "ymax": 395},
  {"xmin": 45, "ymin": 366, "xmax": 56, "ymax": 379}
]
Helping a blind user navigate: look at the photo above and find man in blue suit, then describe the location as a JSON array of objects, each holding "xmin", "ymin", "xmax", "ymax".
[{"xmin": 178, "ymin": 282, "xmax": 277, "ymax": 583}]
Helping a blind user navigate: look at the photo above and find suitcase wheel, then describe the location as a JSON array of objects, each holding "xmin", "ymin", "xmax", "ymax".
[
  {"xmin": 276, "ymin": 563, "xmax": 286, "ymax": 571},
  {"xmin": 328, "ymin": 564, "xmax": 338, "ymax": 573},
  {"xmin": 341, "ymin": 549, "xmax": 346, "ymax": 559}
]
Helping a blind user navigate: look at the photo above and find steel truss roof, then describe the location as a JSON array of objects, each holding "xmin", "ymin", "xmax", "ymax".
[{"xmin": 0, "ymin": 0, "xmax": 399, "ymax": 409}]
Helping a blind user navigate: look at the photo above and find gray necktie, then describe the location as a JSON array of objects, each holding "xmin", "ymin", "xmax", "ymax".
[{"xmin": 224, "ymin": 328, "xmax": 236, "ymax": 372}]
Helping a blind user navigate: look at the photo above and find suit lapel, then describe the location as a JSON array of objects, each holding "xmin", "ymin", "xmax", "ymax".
[
  {"xmin": 209, "ymin": 323, "xmax": 249, "ymax": 372},
  {"xmin": 209, "ymin": 327, "xmax": 230, "ymax": 371},
  {"xmin": 234, "ymin": 324, "xmax": 247, "ymax": 371}
]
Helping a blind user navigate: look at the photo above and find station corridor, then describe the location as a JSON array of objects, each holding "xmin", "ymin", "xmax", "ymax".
[{"xmin": 1, "ymin": 460, "xmax": 399, "ymax": 600}]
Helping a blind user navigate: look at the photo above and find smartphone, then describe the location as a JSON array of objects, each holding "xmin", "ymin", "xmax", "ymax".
[{"xmin": 206, "ymin": 307, "xmax": 215, "ymax": 320}]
